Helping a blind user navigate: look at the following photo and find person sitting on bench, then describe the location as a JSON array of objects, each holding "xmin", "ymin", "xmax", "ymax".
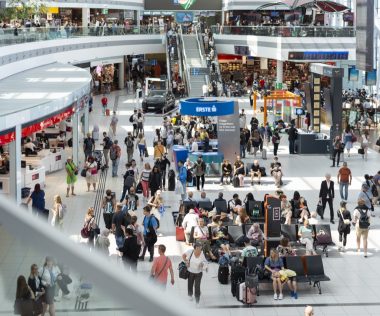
[
  {"xmin": 250, "ymin": 160, "xmax": 262, "ymax": 185},
  {"xmin": 280, "ymin": 194, "xmax": 292, "ymax": 225},
  {"xmin": 241, "ymin": 237, "xmax": 258, "ymax": 258},
  {"xmin": 246, "ymin": 223, "xmax": 263, "ymax": 246},
  {"xmin": 220, "ymin": 159, "xmax": 232, "ymax": 185},
  {"xmin": 270, "ymin": 156, "xmax": 283, "ymax": 188},
  {"xmin": 298, "ymin": 218, "xmax": 316, "ymax": 255},
  {"xmin": 233, "ymin": 155, "xmax": 245, "ymax": 187}
]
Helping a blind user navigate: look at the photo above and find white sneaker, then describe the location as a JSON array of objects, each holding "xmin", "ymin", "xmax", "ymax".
[
  {"xmin": 278, "ymin": 293, "xmax": 283, "ymax": 300},
  {"xmin": 188, "ymin": 296, "xmax": 193, "ymax": 301},
  {"xmin": 273, "ymin": 293, "xmax": 278, "ymax": 300}
]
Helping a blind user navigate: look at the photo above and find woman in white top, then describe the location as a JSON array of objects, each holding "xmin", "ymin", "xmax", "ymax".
[
  {"xmin": 140, "ymin": 162, "xmax": 151, "ymax": 201},
  {"xmin": 85, "ymin": 156, "xmax": 98, "ymax": 192},
  {"xmin": 51, "ymin": 195, "xmax": 65, "ymax": 231},
  {"xmin": 136, "ymin": 133, "xmax": 147, "ymax": 162},
  {"xmin": 360, "ymin": 131, "xmax": 369, "ymax": 160},
  {"xmin": 182, "ymin": 243, "xmax": 208, "ymax": 304},
  {"xmin": 182, "ymin": 209, "xmax": 199, "ymax": 244}
]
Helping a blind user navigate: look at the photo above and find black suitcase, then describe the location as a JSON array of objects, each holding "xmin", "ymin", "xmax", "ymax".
[
  {"xmin": 259, "ymin": 167, "xmax": 266, "ymax": 177},
  {"xmin": 168, "ymin": 169, "xmax": 176, "ymax": 191},
  {"xmin": 218, "ymin": 266, "xmax": 229, "ymax": 284},
  {"xmin": 233, "ymin": 176, "xmax": 240, "ymax": 188},
  {"xmin": 231, "ymin": 266, "xmax": 246, "ymax": 296}
]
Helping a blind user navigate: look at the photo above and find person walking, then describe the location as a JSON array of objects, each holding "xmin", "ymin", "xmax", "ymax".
[
  {"xmin": 84, "ymin": 156, "xmax": 98, "ymax": 192},
  {"xmin": 51, "ymin": 195, "xmax": 66, "ymax": 231},
  {"xmin": 331, "ymin": 135, "xmax": 343, "ymax": 167},
  {"xmin": 360, "ymin": 131, "xmax": 370, "ymax": 160},
  {"xmin": 25, "ymin": 183, "xmax": 45, "ymax": 216},
  {"xmin": 39, "ymin": 257, "xmax": 60, "ymax": 316},
  {"xmin": 15, "ymin": 275, "xmax": 35, "ymax": 316},
  {"xmin": 95, "ymin": 229, "xmax": 111, "ymax": 256},
  {"xmin": 83, "ymin": 133, "xmax": 95, "ymax": 161},
  {"xmin": 178, "ymin": 160, "xmax": 187, "ymax": 201},
  {"xmin": 112, "ymin": 203, "xmax": 127, "ymax": 249},
  {"xmin": 110, "ymin": 111, "xmax": 118, "ymax": 137},
  {"xmin": 319, "ymin": 173, "xmax": 335, "ymax": 224},
  {"xmin": 182, "ymin": 243, "xmax": 208, "ymax": 305},
  {"xmin": 287, "ymin": 124, "xmax": 298, "ymax": 154},
  {"xmin": 337, "ymin": 162, "xmax": 352, "ymax": 201},
  {"xmin": 358, "ymin": 183, "xmax": 374, "ymax": 217},
  {"xmin": 136, "ymin": 133, "xmax": 147, "ymax": 162},
  {"xmin": 137, "ymin": 111, "xmax": 144, "ymax": 135},
  {"xmin": 140, "ymin": 162, "xmax": 152, "ymax": 202},
  {"xmin": 102, "ymin": 189, "xmax": 116, "ymax": 230},
  {"xmin": 65, "ymin": 157, "xmax": 77, "ymax": 197},
  {"xmin": 337, "ymin": 201, "xmax": 352, "ymax": 252},
  {"xmin": 151, "ymin": 244, "xmax": 175, "ymax": 288},
  {"xmin": 120, "ymin": 163, "xmax": 135, "ymax": 202},
  {"xmin": 118, "ymin": 228, "xmax": 141, "ymax": 271},
  {"xmin": 101, "ymin": 94, "xmax": 108, "ymax": 115},
  {"xmin": 149, "ymin": 166, "xmax": 162, "ymax": 197},
  {"xmin": 124, "ymin": 132, "xmax": 135, "ymax": 163},
  {"xmin": 110, "ymin": 140, "xmax": 121, "ymax": 177},
  {"xmin": 157, "ymin": 154, "xmax": 170, "ymax": 190},
  {"xmin": 353, "ymin": 198, "xmax": 371, "ymax": 257},
  {"xmin": 272, "ymin": 129, "xmax": 281, "ymax": 156},
  {"xmin": 192, "ymin": 155, "xmax": 206, "ymax": 191},
  {"xmin": 102, "ymin": 132, "xmax": 113, "ymax": 168},
  {"xmin": 140, "ymin": 206, "xmax": 158, "ymax": 262},
  {"xmin": 342, "ymin": 125, "xmax": 354, "ymax": 157}
]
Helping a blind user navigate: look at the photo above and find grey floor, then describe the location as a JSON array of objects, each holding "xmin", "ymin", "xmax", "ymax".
[{"xmin": 1, "ymin": 91, "xmax": 380, "ymax": 316}]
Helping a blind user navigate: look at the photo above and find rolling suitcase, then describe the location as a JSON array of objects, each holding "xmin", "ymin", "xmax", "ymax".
[
  {"xmin": 261, "ymin": 148, "xmax": 267, "ymax": 160},
  {"xmin": 218, "ymin": 266, "xmax": 229, "ymax": 284},
  {"xmin": 168, "ymin": 169, "xmax": 176, "ymax": 191},
  {"xmin": 176, "ymin": 226, "xmax": 185, "ymax": 241},
  {"xmin": 233, "ymin": 176, "xmax": 240, "ymax": 188},
  {"xmin": 242, "ymin": 284, "xmax": 257, "ymax": 304},
  {"xmin": 231, "ymin": 266, "xmax": 245, "ymax": 297}
]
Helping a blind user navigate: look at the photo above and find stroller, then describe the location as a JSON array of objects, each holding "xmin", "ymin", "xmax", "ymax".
[{"xmin": 74, "ymin": 280, "xmax": 93, "ymax": 310}]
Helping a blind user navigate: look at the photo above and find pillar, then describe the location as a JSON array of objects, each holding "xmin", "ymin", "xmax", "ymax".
[
  {"xmin": 276, "ymin": 60, "xmax": 283, "ymax": 84},
  {"xmin": 84, "ymin": 103, "xmax": 89, "ymax": 136},
  {"xmin": 9, "ymin": 125, "xmax": 22, "ymax": 205},
  {"xmin": 264, "ymin": 98, "xmax": 267, "ymax": 125},
  {"xmin": 136, "ymin": 10, "xmax": 140, "ymax": 28},
  {"xmin": 82, "ymin": 8, "xmax": 90, "ymax": 27},
  {"xmin": 72, "ymin": 112, "xmax": 79, "ymax": 167},
  {"xmin": 118, "ymin": 62, "xmax": 125, "ymax": 90}
]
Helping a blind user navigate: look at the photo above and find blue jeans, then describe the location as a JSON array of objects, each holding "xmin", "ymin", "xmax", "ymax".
[
  {"xmin": 339, "ymin": 182, "xmax": 349, "ymax": 200},
  {"xmin": 180, "ymin": 181, "xmax": 187, "ymax": 201},
  {"xmin": 115, "ymin": 235, "xmax": 124, "ymax": 249},
  {"xmin": 138, "ymin": 144, "xmax": 146, "ymax": 157},
  {"xmin": 240, "ymin": 144, "xmax": 246, "ymax": 158},
  {"xmin": 112, "ymin": 158, "xmax": 120, "ymax": 177},
  {"xmin": 289, "ymin": 139, "xmax": 295, "ymax": 154}
]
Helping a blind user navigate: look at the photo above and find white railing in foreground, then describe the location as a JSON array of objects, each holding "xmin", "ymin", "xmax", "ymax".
[{"xmin": 0, "ymin": 196, "xmax": 201, "ymax": 316}]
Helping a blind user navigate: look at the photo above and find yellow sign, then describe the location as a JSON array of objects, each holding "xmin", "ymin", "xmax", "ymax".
[{"xmin": 48, "ymin": 7, "xmax": 59, "ymax": 14}]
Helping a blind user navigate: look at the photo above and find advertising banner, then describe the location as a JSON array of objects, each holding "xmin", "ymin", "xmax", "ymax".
[
  {"xmin": 356, "ymin": 0, "xmax": 374, "ymax": 71},
  {"xmin": 145, "ymin": 0, "xmax": 222, "ymax": 11},
  {"xmin": 179, "ymin": 98, "xmax": 234, "ymax": 116}
]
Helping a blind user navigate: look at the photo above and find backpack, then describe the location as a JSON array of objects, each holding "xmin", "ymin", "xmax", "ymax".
[
  {"xmin": 104, "ymin": 137, "xmax": 113, "ymax": 149},
  {"xmin": 125, "ymin": 137, "xmax": 134, "ymax": 150},
  {"xmin": 129, "ymin": 115, "xmax": 134, "ymax": 123},
  {"xmin": 147, "ymin": 215, "xmax": 160, "ymax": 230},
  {"xmin": 358, "ymin": 209, "xmax": 370, "ymax": 229},
  {"xmin": 110, "ymin": 146, "xmax": 117, "ymax": 160},
  {"xmin": 245, "ymin": 247, "xmax": 258, "ymax": 257},
  {"xmin": 124, "ymin": 173, "xmax": 135, "ymax": 188}
]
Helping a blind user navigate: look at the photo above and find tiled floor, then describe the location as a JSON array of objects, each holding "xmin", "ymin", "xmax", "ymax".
[{"xmin": 1, "ymin": 91, "xmax": 380, "ymax": 315}]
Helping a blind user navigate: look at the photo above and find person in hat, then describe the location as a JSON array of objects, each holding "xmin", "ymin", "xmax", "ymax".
[{"xmin": 65, "ymin": 157, "xmax": 77, "ymax": 197}]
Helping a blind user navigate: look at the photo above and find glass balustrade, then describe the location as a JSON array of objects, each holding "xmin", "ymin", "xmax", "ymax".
[
  {"xmin": 0, "ymin": 26, "xmax": 162, "ymax": 46},
  {"xmin": 211, "ymin": 25, "xmax": 356, "ymax": 37}
]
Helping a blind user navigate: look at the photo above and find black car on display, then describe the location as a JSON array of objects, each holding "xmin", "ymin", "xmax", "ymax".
[{"xmin": 142, "ymin": 90, "xmax": 176, "ymax": 113}]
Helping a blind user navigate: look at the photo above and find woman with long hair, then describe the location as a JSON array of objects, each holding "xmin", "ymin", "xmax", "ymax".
[
  {"xmin": 51, "ymin": 195, "xmax": 65, "ymax": 231},
  {"xmin": 136, "ymin": 133, "xmax": 147, "ymax": 162},
  {"xmin": 25, "ymin": 183, "xmax": 45, "ymax": 216},
  {"xmin": 15, "ymin": 275, "xmax": 35, "ymax": 316},
  {"xmin": 39, "ymin": 257, "xmax": 60, "ymax": 316},
  {"xmin": 28, "ymin": 264, "xmax": 44, "ymax": 316},
  {"xmin": 140, "ymin": 162, "xmax": 151, "ymax": 202}
]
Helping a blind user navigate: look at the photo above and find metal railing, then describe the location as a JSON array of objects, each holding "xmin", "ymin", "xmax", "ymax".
[
  {"xmin": 211, "ymin": 25, "xmax": 356, "ymax": 37},
  {"xmin": 0, "ymin": 25, "xmax": 162, "ymax": 46},
  {"xmin": 165, "ymin": 36, "xmax": 173, "ymax": 91},
  {"xmin": 178, "ymin": 27, "xmax": 192, "ymax": 95}
]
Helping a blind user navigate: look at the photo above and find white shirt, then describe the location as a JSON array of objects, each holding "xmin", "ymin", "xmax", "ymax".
[
  {"xmin": 191, "ymin": 142, "xmax": 198, "ymax": 152},
  {"xmin": 194, "ymin": 225, "xmax": 208, "ymax": 240},
  {"xmin": 59, "ymin": 121, "xmax": 66, "ymax": 132},
  {"xmin": 353, "ymin": 207, "xmax": 371, "ymax": 229},
  {"xmin": 185, "ymin": 249, "xmax": 207, "ymax": 274},
  {"xmin": 182, "ymin": 212, "xmax": 199, "ymax": 233},
  {"xmin": 24, "ymin": 142, "xmax": 36, "ymax": 150}
]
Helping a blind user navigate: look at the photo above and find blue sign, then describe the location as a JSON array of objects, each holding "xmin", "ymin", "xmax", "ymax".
[
  {"xmin": 289, "ymin": 51, "xmax": 349, "ymax": 61},
  {"xmin": 175, "ymin": 12, "xmax": 194, "ymax": 23},
  {"xmin": 179, "ymin": 98, "xmax": 234, "ymax": 116}
]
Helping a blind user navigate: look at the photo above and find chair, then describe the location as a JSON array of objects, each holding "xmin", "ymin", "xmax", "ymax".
[
  {"xmin": 305, "ymin": 255, "xmax": 330, "ymax": 294},
  {"xmin": 214, "ymin": 200, "xmax": 227, "ymax": 214},
  {"xmin": 183, "ymin": 201, "xmax": 197, "ymax": 213},
  {"xmin": 227, "ymin": 225, "xmax": 244, "ymax": 244},
  {"xmin": 283, "ymin": 256, "xmax": 309, "ymax": 283},
  {"xmin": 198, "ymin": 201, "xmax": 213, "ymax": 211},
  {"xmin": 245, "ymin": 256, "xmax": 264, "ymax": 273},
  {"xmin": 314, "ymin": 224, "xmax": 334, "ymax": 257},
  {"xmin": 249, "ymin": 201, "xmax": 264, "ymax": 219},
  {"xmin": 281, "ymin": 224, "xmax": 298, "ymax": 243}
]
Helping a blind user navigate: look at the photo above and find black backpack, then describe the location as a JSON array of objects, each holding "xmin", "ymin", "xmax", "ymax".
[
  {"xmin": 129, "ymin": 115, "xmax": 134, "ymax": 123},
  {"xmin": 104, "ymin": 137, "xmax": 113, "ymax": 149},
  {"xmin": 358, "ymin": 208, "xmax": 370, "ymax": 229}
]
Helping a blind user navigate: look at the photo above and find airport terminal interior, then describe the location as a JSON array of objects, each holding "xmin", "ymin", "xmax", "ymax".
[{"xmin": 1, "ymin": 0, "xmax": 380, "ymax": 315}]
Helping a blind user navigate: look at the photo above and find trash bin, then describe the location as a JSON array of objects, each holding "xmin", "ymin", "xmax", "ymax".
[{"xmin": 172, "ymin": 145, "xmax": 189, "ymax": 168}]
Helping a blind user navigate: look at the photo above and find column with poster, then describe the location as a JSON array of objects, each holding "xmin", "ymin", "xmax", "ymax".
[{"xmin": 217, "ymin": 101, "xmax": 240, "ymax": 162}]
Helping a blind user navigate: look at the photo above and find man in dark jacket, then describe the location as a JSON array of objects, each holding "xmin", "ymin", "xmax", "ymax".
[
  {"xmin": 319, "ymin": 173, "xmax": 335, "ymax": 223},
  {"xmin": 118, "ymin": 228, "xmax": 141, "ymax": 271},
  {"xmin": 192, "ymin": 155, "xmax": 206, "ymax": 191},
  {"xmin": 120, "ymin": 163, "xmax": 135, "ymax": 202},
  {"xmin": 287, "ymin": 125, "xmax": 298, "ymax": 154},
  {"xmin": 156, "ymin": 154, "xmax": 170, "ymax": 190}
]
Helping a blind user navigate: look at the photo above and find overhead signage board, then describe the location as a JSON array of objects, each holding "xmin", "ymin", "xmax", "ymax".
[
  {"xmin": 179, "ymin": 98, "xmax": 234, "ymax": 116},
  {"xmin": 356, "ymin": 0, "xmax": 374, "ymax": 71},
  {"xmin": 288, "ymin": 51, "xmax": 348, "ymax": 61},
  {"xmin": 144, "ymin": 0, "xmax": 222, "ymax": 11}
]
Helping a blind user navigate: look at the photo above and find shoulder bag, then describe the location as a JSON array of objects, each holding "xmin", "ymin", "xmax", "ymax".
[{"xmin": 178, "ymin": 251, "xmax": 193, "ymax": 280}]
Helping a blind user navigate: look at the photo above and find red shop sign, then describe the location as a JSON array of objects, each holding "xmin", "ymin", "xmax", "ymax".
[{"xmin": 0, "ymin": 107, "xmax": 75, "ymax": 146}]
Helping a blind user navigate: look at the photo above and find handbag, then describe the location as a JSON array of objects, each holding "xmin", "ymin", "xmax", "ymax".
[
  {"xmin": 178, "ymin": 251, "xmax": 193, "ymax": 280},
  {"xmin": 358, "ymin": 148, "xmax": 365, "ymax": 155},
  {"xmin": 144, "ymin": 148, "xmax": 149, "ymax": 157},
  {"xmin": 316, "ymin": 201, "xmax": 324, "ymax": 217},
  {"xmin": 136, "ymin": 182, "xmax": 143, "ymax": 194},
  {"xmin": 339, "ymin": 209, "xmax": 350, "ymax": 225},
  {"xmin": 80, "ymin": 169, "xmax": 87, "ymax": 177}
]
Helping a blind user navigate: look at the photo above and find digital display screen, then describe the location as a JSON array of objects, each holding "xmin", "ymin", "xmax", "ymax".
[
  {"xmin": 365, "ymin": 70, "xmax": 377, "ymax": 86},
  {"xmin": 288, "ymin": 51, "xmax": 348, "ymax": 60},
  {"xmin": 32, "ymin": 173, "xmax": 39, "ymax": 181},
  {"xmin": 295, "ymin": 108, "xmax": 305, "ymax": 115},
  {"xmin": 145, "ymin": 0, "xmax": 222, "ymax": 11},
  {"xmin": 348, "ymin": 67, "xmax": 359, "ymax": 81},
  {"xmin": 175, "ymin": 12, "xmax": 194, "ymax": 23},
  {"xmin": 234, "ymin": 46, "xmax": 250, "ymax": 56}
]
